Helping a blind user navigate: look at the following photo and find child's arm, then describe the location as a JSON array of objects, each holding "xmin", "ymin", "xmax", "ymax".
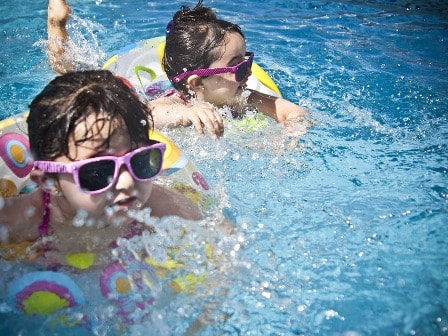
[
  {"xmin": 149, "ymin": 97, "xmax": 224, "ymax": 139},
  {"xmin": 247, "ymin": 89, "xmax": 309, "ymax": 122},
  {"xmin": 147, "ymin": 184, "xmax": 203, "ymax": 220},
  {"xmin": 47, "ymin": 0, "xmax": 72, "ymax": 73}
]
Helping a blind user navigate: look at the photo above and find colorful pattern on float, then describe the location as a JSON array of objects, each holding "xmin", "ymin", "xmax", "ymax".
[
  {"xmin": 6, "ymin": 246, "xmax": 214, "ymax": 328},
  {"xmin": 7, "ymin": 271, "xmax": 85, "ymax": 316},
  {"xmin": 0, "ymin": 111, "xmax": 212, "ymax": 209},
  {"xmin": 99, "ymin": 260, "xmax": 158, "ymax": 324},
  {"xmin": 102, "ymin": 35, "xmax": 282, "ymax": 99},
  {"xmin": 0, "ymin": 114, "xmax": 34, "ymax": 197}
]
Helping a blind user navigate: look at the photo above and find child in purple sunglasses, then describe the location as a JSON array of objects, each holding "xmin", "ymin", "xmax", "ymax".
[
  {"xmin": 47, "ymin": 0, "xmax": 309, "ymax": 138},
  {"xmin": 159, "ymin": 1, "xmax": 308, "ymax": 123},
  {"xmin": 0, "ymin": 70, "xmax": 201, "ymax": 268}
]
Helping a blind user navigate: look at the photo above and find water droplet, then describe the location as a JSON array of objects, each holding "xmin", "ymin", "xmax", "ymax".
[
  {"xmin": 0, "ymin": 225, "xmax": 9, "ymax": 241},
  {"xmin": 297, "ymin": 304, "xmax": 306, "ymax": 312},
  {"xmin": 261, "ymin": 291, "xmax": 271, "ymax": 299}
]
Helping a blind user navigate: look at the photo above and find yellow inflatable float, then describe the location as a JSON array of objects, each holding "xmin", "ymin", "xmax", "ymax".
[
  {"xmin": 103, "ymin": 35, "xmax": 282, "ymax": 99},
  {"xmin": 0, "ymin": 111, "xmax": 212, "ymax": 209}
]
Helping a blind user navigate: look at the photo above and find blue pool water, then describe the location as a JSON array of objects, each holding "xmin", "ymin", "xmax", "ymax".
[{"xmin": 1, "ymin": 0, "xmax": 448, "ymax": 335}]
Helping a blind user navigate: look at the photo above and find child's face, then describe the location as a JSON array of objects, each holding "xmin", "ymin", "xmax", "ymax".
[
  {"xmin": 54, "ymin": 113, "xmax": 153, "ymax": 224},
  {"xmin": 200, "ymin": 32, "xmax": 250, "ymax": 106}
]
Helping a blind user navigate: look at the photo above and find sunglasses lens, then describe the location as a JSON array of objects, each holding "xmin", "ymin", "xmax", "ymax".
[
  {"xmin": 248, "ymin": 55, "xmax": 253, "ymax": 68},
  {"xmin": 78, "ymin": 160, "xmax": 115, "ymax": 192},
  {"xmin": 236, "ymin": 62, "xmax": 248, "ymax": 82},
  {"xmin": 130, "ymin": 148, "xmax": 163, "ymax": 179}
]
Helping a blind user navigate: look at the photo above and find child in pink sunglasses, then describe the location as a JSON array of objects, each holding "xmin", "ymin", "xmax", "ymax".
[
  {"xmin": 0, "ymin": 70, "xmax": 201, "ymax": 268},
  {"xmin": 47, "ymin": 0, "xmax": 309, "ymax": 138},
  {"xmin": 0, "ymin": 71, "xmax": 234, "ymax": 331}
]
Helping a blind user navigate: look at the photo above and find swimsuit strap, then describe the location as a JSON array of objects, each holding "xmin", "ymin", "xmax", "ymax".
[
  {"xmin": 38, "ymin": 191, "xmax": 51, "ymax": 237},
  {"xmin": 109, "ymin": 221, "xmax": 142, "ymax": 249}
]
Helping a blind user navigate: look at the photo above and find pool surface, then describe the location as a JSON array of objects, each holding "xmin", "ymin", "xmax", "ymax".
[{"xmin": 1, "ymin": 0, "xmax": 448, "ymax": 335}]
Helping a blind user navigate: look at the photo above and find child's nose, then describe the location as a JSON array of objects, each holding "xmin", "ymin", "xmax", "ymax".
[{"xmin": 114, "ymin": 164, "xmax": 135, "ymax": 191}]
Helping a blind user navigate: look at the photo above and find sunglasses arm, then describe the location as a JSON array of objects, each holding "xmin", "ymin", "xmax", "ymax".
[{"xmin": 33, "ymin": 161, "xmax": 73, "ymax": 174}]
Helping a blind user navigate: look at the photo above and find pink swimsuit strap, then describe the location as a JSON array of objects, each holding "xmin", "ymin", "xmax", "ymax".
[
  {"xmin": 109, "ymin": 221, "xmax": 142, "ymax": 249},
  {"xmin": 38, "ymin": 191, "xmax": 51, "ymax": 237}
]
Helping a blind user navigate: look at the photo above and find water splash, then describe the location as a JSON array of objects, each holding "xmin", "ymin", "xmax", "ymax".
[{"xmin": 34, "ymin": 14, "xmax": 106, "ymax": 71}]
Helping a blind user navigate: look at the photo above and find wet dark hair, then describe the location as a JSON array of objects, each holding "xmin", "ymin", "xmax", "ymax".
[
  {"xmin": 163, "ymin": 0, "xmax": 244, "ymax": 96},
  {"xmin": 27, "ymin": 70, "xmax": 153, "ymax": 161}
]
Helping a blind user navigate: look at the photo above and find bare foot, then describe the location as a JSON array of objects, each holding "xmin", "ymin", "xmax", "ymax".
[
  {"xmin": 48, "ymin": 0, "xmax": 71, "ymax": 26},
  {"xmin": 47, "ymin": 0, "xmax": 72, "ymax": 73}
]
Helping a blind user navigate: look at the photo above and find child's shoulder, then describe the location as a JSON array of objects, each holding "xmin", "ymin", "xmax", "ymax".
[
  {"xmin": 0, "ymin": 189, "xmax": 43, "ymax": 242},
  {"xmin": 149, "ymin": 90, "xmax": 185, "ymax": 106}
]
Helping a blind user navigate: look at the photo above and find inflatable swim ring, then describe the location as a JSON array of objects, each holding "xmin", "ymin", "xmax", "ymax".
[
  {"xmin": 0, "ymin": 111, "xmax": 212, "ymax": 209},
  {"xmin": 5, "ymin": 242, "xmax": 214, "ymax": 329},
  {"xmin": 103, "ymin": 36, "xmax": 282, "ymax": 99}
]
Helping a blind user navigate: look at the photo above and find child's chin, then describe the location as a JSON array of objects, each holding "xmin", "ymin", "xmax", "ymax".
[{"xmin": 101, "ymin": 209, "xmax": 134, "ymax": 227}]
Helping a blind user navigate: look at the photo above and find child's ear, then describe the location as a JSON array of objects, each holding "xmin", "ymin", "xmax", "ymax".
[
  {"xmin": 30, "ymin": 169, "xmax": 61, "ymax": 195},
  {"xmin": 186, "ymin": 75, "xmax": 204, "ymax": 92}
]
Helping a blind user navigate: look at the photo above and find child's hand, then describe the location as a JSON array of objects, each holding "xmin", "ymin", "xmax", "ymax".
[
  {"xmin": 181, "ymin": 101, "xmax": 224, "ymax": 139},
  {"xmin": 151, "ymin": 100, "xmax": 224, "ymax": 139},
  {"xmin": 282, "ymin": 117, "xmax": 311, "ymax": 137}
]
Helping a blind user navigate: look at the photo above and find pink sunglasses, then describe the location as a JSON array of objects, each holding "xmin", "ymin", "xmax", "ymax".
[
  {"xmin": 173, "ymin": 52, "xmax": 254, "ymax": 83},
  {"xmin": 34, "ymin": 143, "xmax": 166, "ymax": 195}
]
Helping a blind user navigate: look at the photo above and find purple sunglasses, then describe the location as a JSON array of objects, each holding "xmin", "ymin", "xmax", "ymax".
[
  {"xmin": 34, "ymin": 143, "xmax": 166, "ymax": 195},
  {"xmin": 173, "ymin": 52, "xmax": 254, "ymax": 83}
]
